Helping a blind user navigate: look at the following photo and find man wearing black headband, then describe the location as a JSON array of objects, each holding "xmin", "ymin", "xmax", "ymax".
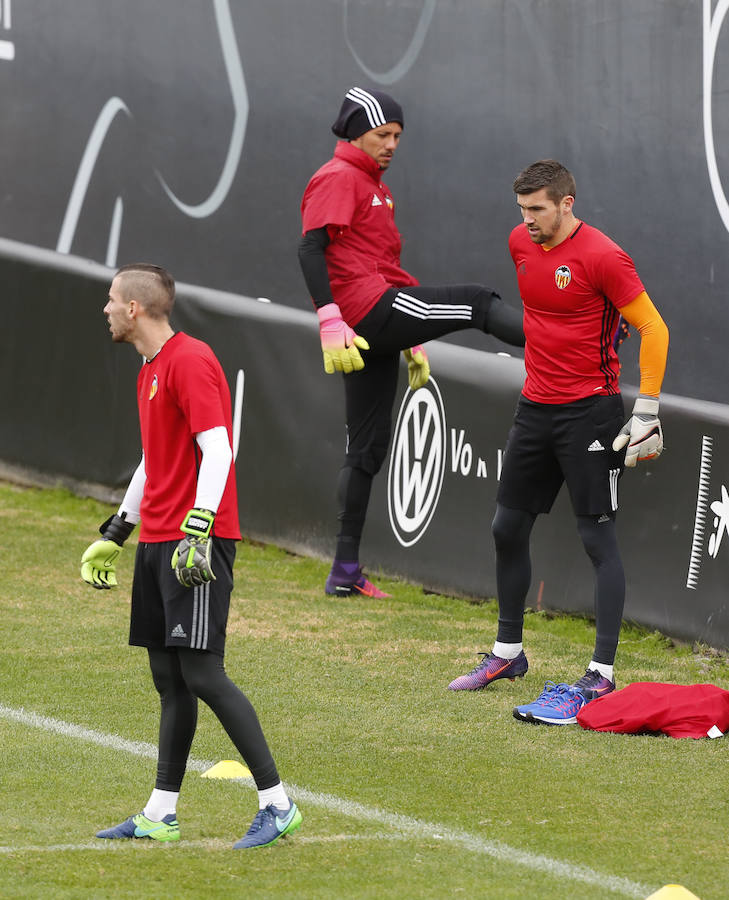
[{"xmin": 298, "ymin": 86, "xmax": 524, "ymax": 599}]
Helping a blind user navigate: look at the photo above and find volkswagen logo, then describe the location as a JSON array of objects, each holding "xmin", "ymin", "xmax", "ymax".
[{"xmin": 387, "ymin": 377, "xmax": 446, "ymax": 547}]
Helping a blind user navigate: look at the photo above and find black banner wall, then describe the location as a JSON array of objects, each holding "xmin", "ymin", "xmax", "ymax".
[
  {"xmin": 3, "ymin": 240, "xmax": 729, "ymax": 649},
  {"xmin": 0, "ymin": 1, "xmax": 728, "ymax": 402}
]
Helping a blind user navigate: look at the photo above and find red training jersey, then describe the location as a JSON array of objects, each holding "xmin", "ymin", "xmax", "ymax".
[
  {"xmin": 300, "ymin": 141, "xmax": 419, "ymax": 326},
  {"xmin": 509, "ymin": 221, "xmax": 644, "ymax": 403},
  {"xmin": 136, "ymin": 332, "xmax": 241, "ymax": 542}
]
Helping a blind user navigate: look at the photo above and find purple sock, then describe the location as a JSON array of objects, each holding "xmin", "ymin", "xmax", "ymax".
[{"xmin": 331, "ymin": 560, "xmax": 360, "ymax": 578}]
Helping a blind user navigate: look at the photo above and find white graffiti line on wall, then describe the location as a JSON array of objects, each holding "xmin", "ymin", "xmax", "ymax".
[
  {"xmin": 56, "ymin": 0, "xmax": 246, "ymax": 262},
  {"xmin": 105, "ymin": 196, "xmax": 124, "ymax": 269},
  {"xmin": 56, "ymin": 98, "xmax": 132, "ymax": 255},
  {"xmin": 156, "ymin": 0, "xmax": 248, "ymax": 218},
  {"xmin": 703, "ymin": 0, "xmax": 729, "ymax": 232},
  {"xmin": 0, "ymin": 0, "xmax": 14, "ymax": 61},
  {"xmin": 387, "ymin": 378, "xmax": 446, "ymax": 548},
  {"xmin": 343, "ymin": 0, "xmax": 437, "ymax": 86},
  {"xmin": 686, "ymin": 435, "xmax": 713, "ymax": 590}
]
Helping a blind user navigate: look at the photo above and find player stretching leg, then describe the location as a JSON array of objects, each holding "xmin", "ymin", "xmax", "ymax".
[{"xmin": 299, "ymin": 87, "xmax": 525, "ymax": 599}]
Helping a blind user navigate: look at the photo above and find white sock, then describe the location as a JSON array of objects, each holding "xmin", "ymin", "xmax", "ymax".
[
  {"xmin": 589, "ymin": 661, "xmax": 614, "ymax": 681},
  {"xmin": 492, "ymin": 641, "xmax": 523, "ymax": 660},
  {"xmin": 257, "ymin": 782, "xmax": 290, "ymax": 811},
  {"xmin": 143, "ymin": 788, "xmax": 179, "ymax": 821}
]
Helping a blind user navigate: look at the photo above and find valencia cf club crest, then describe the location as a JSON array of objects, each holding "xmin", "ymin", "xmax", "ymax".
[
  {"xmin": 555, "ymin": 265, "xmax": 572, "ymax": 289},
  {"xmin": 149, "ymin": 374, "xmax": 158, "ymax": 400}
]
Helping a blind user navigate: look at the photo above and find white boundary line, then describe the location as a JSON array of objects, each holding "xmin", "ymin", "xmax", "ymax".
[
  {"xmin": 0, "ymin": 704, "xmax": 652, "ymax": 898},
  {"xmin": 0, "ymin": 834, "xmax": 413, "ymax": 854}
]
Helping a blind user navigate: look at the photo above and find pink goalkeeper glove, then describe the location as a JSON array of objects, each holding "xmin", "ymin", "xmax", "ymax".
[
  {"xmin": 402, "ymin": 345, "xmax": 430, "ymax": 390},
  {"xmin": 317, "ymin": 303, "xmax": 369, "ymax": 374}
]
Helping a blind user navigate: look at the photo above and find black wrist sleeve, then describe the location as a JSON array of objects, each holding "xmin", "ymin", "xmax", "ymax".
[
  {"xmin": 298, "ymin": 227, "xmax": 335, "ymax": 309},
  {"xmin": 100, "ymin": 513, "xmax": 136, "ymax": 546}
]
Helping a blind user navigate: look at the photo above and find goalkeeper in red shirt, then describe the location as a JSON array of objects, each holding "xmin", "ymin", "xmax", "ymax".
[
  {"xmin": 299, "ymin": 86, "xmax": 524, "ymax": 598},
  {"xmin": 448, "ymin": 160, "xmax": 669, "ymax": 726},
  {"xmin": 81, "ymin": 263, "xmax": 302, "ymax": 848}
]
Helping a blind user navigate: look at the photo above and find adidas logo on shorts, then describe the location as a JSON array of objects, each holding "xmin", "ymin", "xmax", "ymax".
[
  {"xmin": 587, "ymin": 440, "xmax": 605, "ymax": 452},
  {"xmin": 170, "ymin": 623, "xmax": 187, "ymax": 639}
]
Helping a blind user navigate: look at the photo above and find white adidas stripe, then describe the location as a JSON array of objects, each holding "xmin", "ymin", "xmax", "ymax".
[
  {"xmin": 191, "ymin": 583, "xmax": 210, "ymax": 650},
  {"xmin": 346, "ymin": 87, "xmax": 386, "ymax": 129},
  {"xmin": 393, "ymin": 291, "xmax": 472, "ymax": 321},
  {"xmin": 609, "ymin": 467, "xmax": 620, "ymax": 511},
  {"xmin": 191, "ymin": 590, "xmax": 200, "ymax": 648}
]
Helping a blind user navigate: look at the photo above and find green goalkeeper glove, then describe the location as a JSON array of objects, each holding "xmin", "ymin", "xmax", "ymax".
[
  {"xmin": 80, "ymin": 514, "xmax": 136, "ymax": 590},
  {"xmin": 402, "ymin": 345, "xmax": 430, "ymax": 390},
  {"xmin": 171, "ymin": 508, "xmax": 216, "ymax": 587}
]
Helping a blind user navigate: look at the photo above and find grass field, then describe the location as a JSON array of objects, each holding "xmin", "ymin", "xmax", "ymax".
[{"xmin": 1, "ymin": 481, "xmax": 727, "ymax": 899}]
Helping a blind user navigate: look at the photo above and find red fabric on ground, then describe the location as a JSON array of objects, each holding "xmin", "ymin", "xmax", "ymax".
[{"xmin": 576, "ymin": 682, "xmax": 729, "ymax": 738}]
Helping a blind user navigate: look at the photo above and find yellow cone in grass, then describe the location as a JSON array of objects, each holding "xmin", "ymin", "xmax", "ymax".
[
  {"xmin": 645, "ymin": 886, "xmax": 702, "ymax": 900},
  {"xmin": 201, "ymin": 760, "xmax": 252, "ymax": 779}
]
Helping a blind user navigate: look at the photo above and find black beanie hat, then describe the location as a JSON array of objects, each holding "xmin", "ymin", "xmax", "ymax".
[{"xmin": 331, "ymin": 87, "xmax": 404, "ymax": 140}]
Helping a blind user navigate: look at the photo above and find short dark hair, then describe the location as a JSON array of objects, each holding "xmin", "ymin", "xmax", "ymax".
[
  {"xmin": 114, "ymin": 263, "xmax": 175, "ymax": 319},
  {"xmin": 512, "ymin": 159, "xmax": 576, "ymax": 204}
]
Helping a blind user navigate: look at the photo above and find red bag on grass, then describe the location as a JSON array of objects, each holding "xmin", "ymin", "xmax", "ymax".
[{"xmin": 576, "ymin": 682, "xmax": 729, "ymax": 738}]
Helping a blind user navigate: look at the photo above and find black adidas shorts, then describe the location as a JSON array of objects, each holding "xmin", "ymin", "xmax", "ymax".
[
  {"xmin": 129, "ymin": 538, "xmax": 236, "ymax": 656},
  {"xmin": 496, "ymin": 394, "xmax": 625, "ymax": 517}
]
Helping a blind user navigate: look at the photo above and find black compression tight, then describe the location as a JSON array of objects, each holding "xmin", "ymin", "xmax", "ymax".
[
  {"xmin": 576, "ymin": 514, "xmax": 625, "ymax": 665},
  {"xmin": 334, "ymin": 465, "xmax": 374, "ymax": 560},
  {"xmin": 492, "ymin": 505, "xmax": 625, "ymax": 665},
  {"xmin": 492, "ymin": 505, "xmax": 536, "ymax": 643},
  {"xmin": 482, "ymin": 293, "xmax": 527, "ymax": 346},
  {"xmin": 148, "ymin": 647, "xmax": 280, "ymax": 792},
  {"xmin": 331, "ymin": 287, "xmax": 524, "ymax": 563}
]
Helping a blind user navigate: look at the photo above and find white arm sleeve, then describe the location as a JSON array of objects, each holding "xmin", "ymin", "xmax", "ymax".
[
  {"xmin": 118, "ymin": 455, "xmax": 146, "ymax": 524},
  {"xmin": 194, "ymin": 426, "xmax": 233, "ymax": 513}
]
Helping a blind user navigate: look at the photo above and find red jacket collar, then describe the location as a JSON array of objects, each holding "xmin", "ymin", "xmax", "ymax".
[{"xmin": 334, "ymin": 140, "xmax": 383, "ymax": 181}]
